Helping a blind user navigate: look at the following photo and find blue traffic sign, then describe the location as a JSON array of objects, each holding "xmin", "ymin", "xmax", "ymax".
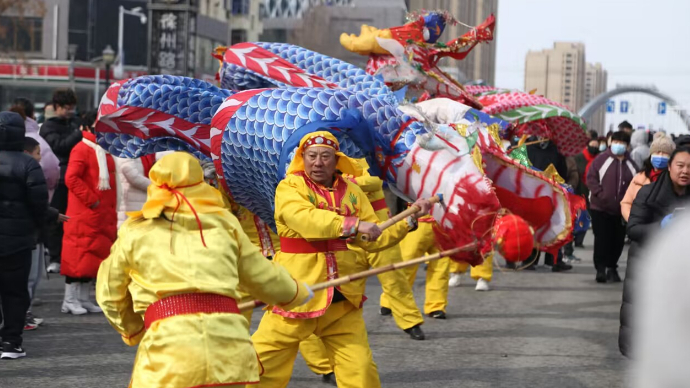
[
  {"xmin": 620, "ymin": 101, "xmax": 630, "ymax": 114},
  {"xmin": 606, "ymin": 100, "xmax": 615, "ymax": 113},
  {"xmin": 658, "ymin": 102, "xmax": 667, "ymax": 115}
]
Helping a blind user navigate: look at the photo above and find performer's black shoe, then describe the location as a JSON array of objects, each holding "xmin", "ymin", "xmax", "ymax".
[
  {"xmin": 428, "ymin": 310, "xmax": 446, "ymax": 319},
  {"xmin": 607, "ymin": 268, "xmax": 622, "ymax": 283},
  {"xmin": 595, "ymin": 270, "xmax": 607, "ymax": 283},
  {"xmin": 404, "ymin": 324, "xmax": 425, "ymax": 340},
  {"xmin": 379, "ymin": 306, "xmax": 392, "ymax": 316},
  {"xmin": 321, "ymin": 372, "xmax": 337, "ymax": 386},
  {"xmin": 551, "ymin": 262, "xmax": 573, "ymax": 272}
]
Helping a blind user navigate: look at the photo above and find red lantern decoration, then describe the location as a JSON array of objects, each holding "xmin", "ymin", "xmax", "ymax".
[{"xmin": 492, "ymin": 214, "xmax": 534, "ymax": 262}]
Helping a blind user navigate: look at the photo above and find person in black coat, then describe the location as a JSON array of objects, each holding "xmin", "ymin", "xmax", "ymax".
[
  {"xmin": 0, "ymin": 111, "xmax": 50, "ymax": 359},
  {"xmin": 525, "ymin": 138, "xmax": 572, "ymax": 272},
  {"xmin": 619, "ymin": 146, "xmax": 690, "ymax": 358},
  {"xmin": 38, "ymin": 89, "xmax": 81, "ymax": 273}
]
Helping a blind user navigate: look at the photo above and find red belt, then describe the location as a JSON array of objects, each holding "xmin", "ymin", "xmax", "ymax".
[
  {"xmin": 279, "ymin": 237, "xmax": 349, "ymax": 253},
  {"xmin": 370, "ymin": 198, "xmax": 388, "ymax": 212},
  {"xmin": 144, "ymin": 293, "xmax": 239, "ymax": 329}
]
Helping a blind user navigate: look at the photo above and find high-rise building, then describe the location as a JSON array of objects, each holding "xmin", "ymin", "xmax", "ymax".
[
  {"xmin": 584, "ymin": 62, "xmax": 608, "ymax": 133},
  {"xmin": 260, "ymin": 0, "xmax": 406, "ymax": 69},
  {"xmin": 407, "ymin": 0, "xmax": 498, "ymax": 85},
  {"xmin": 524, "ymin": 42, "xmax": 587, "ymax": 112}
]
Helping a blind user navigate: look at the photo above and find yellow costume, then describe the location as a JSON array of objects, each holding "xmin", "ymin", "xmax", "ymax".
[
  {"xmin": 298, "ymin": 168, "xmax": 424, "ymax": 377},
  {"xmin": 251, "ymin": 132, "xmax": 412, "ymax": 388},
  {"xmin": 450, "ymin": 253, "xmax": 494, "ymax": 282},
  {"xmin": 381, "ymin": 217, "xmax": 450, "ymax": 315},
  {"xmin": 96, "ymin": 153, "xmax": 309, "ymax": 388}
]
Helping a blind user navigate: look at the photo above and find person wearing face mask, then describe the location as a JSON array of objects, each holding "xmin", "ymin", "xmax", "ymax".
[
  {"xmin": 598, "ymin": 137, "xmax": 608, "ymax": 153},
  {"xmin": 586, "ymin": 131, "xmax": 637, "ymax": 283},
  {"xmin": 619, "ymin": 146, "xmax": 690, "ymax": 358},
  {"xmin": 39, "ymin": 89, "xmax": 82, "ymax": 274},
  {"xmin": 621, "ymin": 132, "xmax": 676, "ymax": 222}
]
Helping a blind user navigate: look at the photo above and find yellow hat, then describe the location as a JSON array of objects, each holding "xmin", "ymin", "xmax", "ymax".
[
  {"xmin": 286, "ymin": 131, "xmax": 363, "ymax": 177},
  {"xmin": 140, "ymin": 152, "xmax": 226, "ymax": 220}
]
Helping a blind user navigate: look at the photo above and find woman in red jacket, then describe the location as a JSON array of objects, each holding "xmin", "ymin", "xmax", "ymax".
[{"xmin": 61, "ymin": 111, "xmax": 117, "ymax": 315}]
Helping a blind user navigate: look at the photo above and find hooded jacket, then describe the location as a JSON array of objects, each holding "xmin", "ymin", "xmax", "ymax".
[
  {"xmin": 25, "ymin": 117, "xmax": 60, "ymax": 199},
  {"xmin": 0, "ymin": 111, "xmax": 50, "ymax": 256},
  {"xmin": 586, "ymin": 148, "xmax": 637, "ymax": 215},
  {"xmin": 629, "ymin": 130, "xmax": 650, "ymax": 170}
]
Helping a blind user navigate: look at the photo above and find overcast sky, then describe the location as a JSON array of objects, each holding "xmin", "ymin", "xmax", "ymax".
[{"xmin": 494, "ymin": 0, "xmax": 690, "ymax": 132}]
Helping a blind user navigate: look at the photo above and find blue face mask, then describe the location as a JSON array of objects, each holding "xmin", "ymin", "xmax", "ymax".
[
  {"xmin": 599, "ymin": 144, "xmax": 607, "ymax": 152},
  {"xmin": 651, "ymin": 155, "xmax": 670, "ymax": 169},
  {"xmin": 611, "ymin": 143, "xmax": 627, "ymax": 156}
]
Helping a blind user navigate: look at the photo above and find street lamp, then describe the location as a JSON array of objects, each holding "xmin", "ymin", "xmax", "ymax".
[
  {"xmin": 68, "ymin": 44, "xmax": 78, "ymax": 91},
  {"xmin": 102, "ymin": 45, "xmax": 115, "ymax": 88},
  {"xmin": 114, "ymin": 6, "xmax": 148, "ymax": 79}
]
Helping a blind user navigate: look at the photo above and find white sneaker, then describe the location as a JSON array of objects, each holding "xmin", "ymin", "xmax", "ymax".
[
  {"xmin": 47, "ymin": 262, "xmax": 60, "ymax": 273},
  {"xmin": 448, "ymin": 273, "xmax": 463, "ymax": 287},
  {"xmin": 475, "ymin": 278, "xmax": 490, "ymax": 291}
]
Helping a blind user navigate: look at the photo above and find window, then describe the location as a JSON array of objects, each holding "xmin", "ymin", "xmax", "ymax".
[
  {"xmin": 0, "ymin": 17, "xmax": 43, "ymax": 52},
  {"xmin": 228, "ymin": 0, "xmax": 249, "ymax": 15},
  {"xmin": 564, "ymin": 98, "xmax": 571, "ymax": 103},
  {"xmin": 565, "ymin": 66, "xmax": 572, "ymax": 71},
  {"xmin": 565, "ymin": 86, "xmax": 571, "ymax": 90},
  {"xmin": 231, "ymin": 29, "xmax": 247, "ymax": 43}
]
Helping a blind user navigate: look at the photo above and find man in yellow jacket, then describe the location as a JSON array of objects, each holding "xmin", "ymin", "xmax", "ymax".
[
  {"xmin": 251, "ymin": 131, "xmax": 432, "ymax": 388},
  {"xmin": 96, "ymin": 153, "xmax": 312, "ymax": 388},
  {"xmin": 297, "ymin": 164, "xmax": 426, "ymax": 384}
]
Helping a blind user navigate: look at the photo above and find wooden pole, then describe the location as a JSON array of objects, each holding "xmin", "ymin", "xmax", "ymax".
[
  {"xmin": 238, "ymin": 242, "xmax": 476, "ymax": 312},
  {"xmin": 359, "ymin": 194, "xmax": 442, "ymax": 242}
]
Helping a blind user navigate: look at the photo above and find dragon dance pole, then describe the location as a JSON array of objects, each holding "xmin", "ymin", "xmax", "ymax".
[{"xmin": 238, "ymin": 241, "xmax": 477, "ymax": 312}]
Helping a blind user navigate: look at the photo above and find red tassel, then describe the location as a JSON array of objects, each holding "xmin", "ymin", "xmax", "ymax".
[{"xmin": 160, "ymin": 183, "xmax": 208, "ymax": 253}]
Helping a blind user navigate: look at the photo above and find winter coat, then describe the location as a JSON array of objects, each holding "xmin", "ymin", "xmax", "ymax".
[
  {"xmin": 527, "ymin": 141, "xmax": 568, "ymax": 178},
  {"xmin": 0, "ymin": 112, "xmax": 50, "ymax": 256},
  {"xmin": 586, "ymin": 149, "xmax": 637, "ymax": 216},
  {"xmin": 574, "ymin": 148, "xmax": 598, "ymax": 198},
  {"xmin": 39, "ymin": 116, "xmax": 82, "ymax": 183},
  {"xmin": 619, "ymin": 172, "xmax": 690, "ymax": 357},
  {"xmin": 61, "ymin": 131, "xmax": 117, "ymax": 278},
  {"xmin": 25, "ymin": 117, "xmax": 60, "ymax": 200},
  {"xmin": 115, "ymin": 157, "xmax": 151, "ymax": 227},
  {"xmin": 629, "ymin": 130, "xmax": 650, "ymax": 170},
  {"xmin": 621, "ymin": 172, "xmax": 651, "ymax": 222}
]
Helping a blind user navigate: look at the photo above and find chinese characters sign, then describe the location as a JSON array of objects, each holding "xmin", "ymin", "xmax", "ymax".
[{"xmin": 148, "ymin": 0, "xmax": 197, "ymax": 76}]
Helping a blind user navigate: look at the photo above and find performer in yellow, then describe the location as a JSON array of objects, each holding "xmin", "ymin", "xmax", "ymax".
[
  {"xmin": 250, "ymin": 131, "xmax": 432, "ymax": 388},
  {"xmin": 449, "ymin": 253, "xmax": 494, "ymax": 291},
  {"xmin": 381, "ymin": 215, "xmax": 450, "ymax": 319},
  {"xmin": 96, "ymin": 153, "xmax": 312, "ymax": 388},
  {"xmin": 297, "ymin": 163, "xmax": 426, "ymax": 385}
]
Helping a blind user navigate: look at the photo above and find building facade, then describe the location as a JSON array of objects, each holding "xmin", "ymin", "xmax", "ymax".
[
  {"xmin": 0, "ymin": 0, "xmax": 261, "ymax": 110},
  {"xmin": 524, "ymin": 42, "xmax": 587, "ymax": 112},
  {"xmin": 584, "ymin": 62, "xmax": 608, "ymax": 133},
  {"xmin": 407, "ymin": 0, "xmax": 498, "ymax": 85},
  {"xmin": 260, "ymin": 0, "xmax": 407, "ymax": 69}
]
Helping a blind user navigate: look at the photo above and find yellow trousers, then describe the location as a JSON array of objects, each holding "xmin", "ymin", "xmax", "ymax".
[
  {"xmin": 449, "ymin": 254, "xmax": 494, "ymax": 282},
  {"xmin": 299, "ymin": 335, "xmax": 333, "ymax": 375},
  {"xmin": 251, "ymin": 301, "xmax": 380, "ymax": 388},
  {"xmin": 380, "ymin": 223, "xmax": 449, "ymax": 315},
  {"xmin": 369, "ymin": 246, "xmax": 424, "ymax": 331}
]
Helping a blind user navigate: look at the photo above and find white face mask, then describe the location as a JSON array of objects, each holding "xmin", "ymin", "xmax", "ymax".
[{"xmin": 611, "ymin": 143, "xmax": 627, "ymax": 156}]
